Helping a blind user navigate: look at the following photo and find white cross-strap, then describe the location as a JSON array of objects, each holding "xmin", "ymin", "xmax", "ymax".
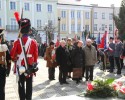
[{"xmin": 16, "ymin": 37, "xmax": 32, "ymax": 68}]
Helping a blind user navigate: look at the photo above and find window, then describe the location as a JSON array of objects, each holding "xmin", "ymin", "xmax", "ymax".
[
  {"xmin": 61, "ymin": 24, "xmax": 66, "ymax": 31},
  {"xmin": 71, "ymin": 24, "xmax": 75, "ymax": 32},
  {"xmin": 109, "ymin": 13, "xmax": 113, "ymax": 20},
  {"xmin": 36, "ymin": 4, "xmax": 41, "ymax": 12},
  {"xmin": 94, "ymin": 12, "xmax": 97, "ymax": 19},
  {"xmin": 71, "ymin": 11, "xmax": 75, "ymax": 19},
  {"xmin": 102, "ymin": 24, "xmax": 105, "ymax": 31},
  {"xmin": 37, "ymin": 20, "xmax": 42, "ymax": 27},
  {"xmin": 94, "ymin": 24, "xmax": 97, "ymax": 31},
  {"xmin": 85, "ymin": 12, "xmax": 90, "ymax": 19},
  {"xmin": 61, "ymin": 11, "xmax": 66, "ymax": 18},
  {"xmin": 48, "ymin": 4, "xmax": 52, "ymax": 13},
  {"xmin": 102, "ymin": 13, "xmax": 105, "ymax": 19},
  {"xmin": 0, "ymin": 1, "xmax": 1, "ymax": 9},
  {"xmin": 10, "ymin": 1, "xmax": 16, "ymax": 10},
  {"xmin": 85, "ymin": 25, "xmax": 89, "ymax": 31},
  {"xmin": 77, "ymin": 11, "xmax": 81, "ymax": 19},
  {"xmin": 11, "ymin": 18, "xmax": 16, "ymax": 30},
  {"xmin": 109, "ymin": 24, "xmax": 112, "ymax": 31},
  {"xmin": 48, "ymin": 20, "xmax": 53, "ymax": 25},
  {"xmin": 24, "ymin": 3, "xmax": 30, "ymax": 11},
  {"xmin": 0, "ymin": 18, "xmax": 1, "ymax": 27},
  {"xmin": 77, "ymin": 24, "xmax": 81, "ymax": 32}
]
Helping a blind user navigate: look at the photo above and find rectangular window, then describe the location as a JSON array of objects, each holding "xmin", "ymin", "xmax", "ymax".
[
  {"xmin": 0, "ymin": 18, "xmax": 2, "ymax": 27},
  {"xmin": 77, "ymin": 11, "xmax": 81, "ymax": 19},
  {"xmin": 77, "ymin": 24, "xmax": 81, "ymax": 32},
  {"xmin": 85, "ymin": 12, "xmax": 90, "ymax": 19},
  {"xmin": 94, "ymin": 24, "xmax": 97, "ymax": 31},
  {"xmin": 48, "ymin": 20, "xmax": 53, "ymax": 25},
  {"xmin": 37, "ymin": 20, "xmax": 42, "ymax": 27},
  {"xmin": 71, "ymin": 11, "xmax": 75, "ymax": 19},
  {"xmin": 71, "ymin": 24, "xmax": 75, "ymax": 32},
  {"xmin": 61, "ymin": 11, "xmax": 66, "ymax": 18},
  {"xmin": 102, "ymin": 24, "xmax": 105, "ymax": 31},
  {"xmin": 36, "ymin": 4, "xmax": 41, "ymax": 12},
  {"xmin": 11, "ymin": 18, "xmax": 16, "ymax": 30},
  {"xmin": 24, "ymin": 3, "xmax": 30, "ymax": 11},
  {"xmin": 85, "ymin": 25, "xmax": 89, "ymax": 31},
  {"xmin": 102, "ymin": 13, "xmax": 105, "ymax": 19},
  {"xmin": 109, "ymin": 24, "xmax": 112, "ymax": 31},
  {"xmin": 10, "ymin": 1, "xmax": 16, "ymax": 10},
  {"xmin": 61, "ymin": 24, "xmax": 66, "ymax": 31},
  {"xmin": 0, "ymin": 1, "xmax": 1, "ymax": 9},
  {"xmin": 48, "ymin": 5, "xmax": 52, "ymax": 13},
  {"xmin": 109, "ymin": 13, "xmax": 113, "ymax": 20},
  {"xmin": 94, "ymin": 12, "xmax": 97, "ymax": 19}
]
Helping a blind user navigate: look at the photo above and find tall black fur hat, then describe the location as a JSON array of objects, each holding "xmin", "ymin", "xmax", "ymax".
[
  {"xmin": 0, "ymin": 28, "xmax": 4, "ymax": 39},
  {"xmin": 18, "ymin": 18, "xmax": 31, "ymax": 34},
  {"xmin": 0, "ymin": 28, "xmax": 4, "ymax": 34}
]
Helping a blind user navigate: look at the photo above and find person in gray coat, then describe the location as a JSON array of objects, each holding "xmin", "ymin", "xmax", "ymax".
[
  {"xmin": 114, "ymin": 37, "xmax": 123, "ymax": 75},
  {"xmin": 107, "ymin": 37, "xmax": 115, "ymax": 73},
  {"xmin": 83, "ymin": 39, "xmax": 97, "ymax": 81}
]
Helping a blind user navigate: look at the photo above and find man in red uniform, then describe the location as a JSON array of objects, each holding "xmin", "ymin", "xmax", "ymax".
[{"xmin": 10, "ymin": 18, "xmax": 38, "ymax": 100}]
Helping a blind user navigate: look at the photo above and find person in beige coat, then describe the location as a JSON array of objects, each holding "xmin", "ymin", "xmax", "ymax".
[
  {"xmin": 45, "ymin": 42, "xmax": 57, "ymax": 80},
  {"xmin": 83, "ymin": 39, "xmax": 97, "ymax": 81}
]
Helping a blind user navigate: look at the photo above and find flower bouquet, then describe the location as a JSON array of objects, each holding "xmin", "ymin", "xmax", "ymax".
[
  {"xmin": 84, "ymin": 78, "xmax": 117, "ymax": 98},
  {"xmin": 112, "ymin": 77, "xmax": 125, "ymax": 99}
]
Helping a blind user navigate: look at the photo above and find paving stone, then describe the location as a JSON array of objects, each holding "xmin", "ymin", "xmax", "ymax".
[{"xmin": 5, "ymin": 58, "xmax": 125, "ymax": 100}]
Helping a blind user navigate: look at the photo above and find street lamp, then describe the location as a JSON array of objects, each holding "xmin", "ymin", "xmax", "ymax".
[{"xmin": 58, "ymin": 17, "xmax": 61, "ymax": 41}]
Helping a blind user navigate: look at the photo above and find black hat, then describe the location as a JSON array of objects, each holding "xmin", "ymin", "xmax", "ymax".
[
  {"xmin": 91, "ymin": 37, "xmax": 95, "ymax": 40},
  {"xmin": 110, "ymin": 37, "xmax": 114, "ymax": 39},
  {"xmin": 18, "ymin": 18, "xmax": 31, "ymax": 34},
  {"xmin": 0, "ymin": 29, "xmax": 4, "ymax": 39},
  {"xmin": 49, "ymin": 42, "xmax": 55, "ymax": 46},
  {"xmin": 0, "ymin": 28, "xmax": 4, "ymax": 34}
]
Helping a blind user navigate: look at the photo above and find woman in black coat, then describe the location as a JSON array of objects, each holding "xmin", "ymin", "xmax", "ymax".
[{"xmin": 71, "ymin": 40, "xmax": 85, "ymax": 84}]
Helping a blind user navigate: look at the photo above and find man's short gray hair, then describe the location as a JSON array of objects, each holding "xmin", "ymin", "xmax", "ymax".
[{"xmin": 86, "ymin": 39, "xmax": 92, "ymax": 43}]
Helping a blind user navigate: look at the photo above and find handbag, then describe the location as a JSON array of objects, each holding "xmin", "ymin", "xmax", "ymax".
[{"xmin": 73, "ymin": 68, "xmax": 82, "ymax": 78}]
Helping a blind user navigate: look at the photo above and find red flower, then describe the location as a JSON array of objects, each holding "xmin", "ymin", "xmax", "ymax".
[
  {"xmin": 120, "ymin": 87, "xmax": 125, "ymax": 94},
  {"xmin": 87, "ymin": 83, "xmax": 94, "ymax": 91},
  {"xmin": 112, "ymin": 83, "xmax": 119, "ymax": 90}
]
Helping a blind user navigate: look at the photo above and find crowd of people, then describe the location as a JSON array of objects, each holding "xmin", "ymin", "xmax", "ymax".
[
  {"xmin": 44, "ymin": 36, "xmax": 125, "ymax": 85},
  {"xmin": 45, "ymin": 38, "xmax": 97, "ymax": 84}
]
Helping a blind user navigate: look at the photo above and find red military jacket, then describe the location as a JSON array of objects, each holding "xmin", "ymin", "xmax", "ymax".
[{"xmin": 10, "ymin": 35, "xmax": 38, "ymax": 73}]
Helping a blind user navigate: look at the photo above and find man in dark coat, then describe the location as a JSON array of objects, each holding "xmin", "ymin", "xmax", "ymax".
[
  {"xmin": 72, "ymin": 40, "xmax": 85, "ymax": 84},
  {"xmin": 114, "ymin": 37, "xmax": 123, "ymax": 75},
  {"xmin": 91, "ymin": 37, "xmax": 97, "ymax": 50},
  {"xmin": 107, "ymin": 37, "xmax": 115, "ymax": 73},
  {"xmin": 56, "ymin": 40, "xmax": 69, "ymax": 85}
]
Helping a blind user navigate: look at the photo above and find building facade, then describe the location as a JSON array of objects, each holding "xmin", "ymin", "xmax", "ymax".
[
  {"xmin": 0, "ymin": 0, "xmax": 58, "ymax": 42},
  {"xmin": 57, "ymin": 3, "xmax": 119, "ymax": 39},
  {"xmin": 91, "ymin": 4, "xmax": 119, "ymax": 37},
  {"xmin": 58, "ymin": 3, "xmax": 92, "ymax": 38}
]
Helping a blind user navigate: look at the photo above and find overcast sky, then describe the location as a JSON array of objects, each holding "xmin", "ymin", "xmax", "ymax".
[{"xmin": 58, "ymin": 0, "xmax": 122, "ymax": 7}]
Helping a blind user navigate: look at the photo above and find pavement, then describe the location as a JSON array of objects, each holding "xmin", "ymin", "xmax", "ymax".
[{"xmin": 5, "ymin": 58, "xmax": 125, "ymax": 100}]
